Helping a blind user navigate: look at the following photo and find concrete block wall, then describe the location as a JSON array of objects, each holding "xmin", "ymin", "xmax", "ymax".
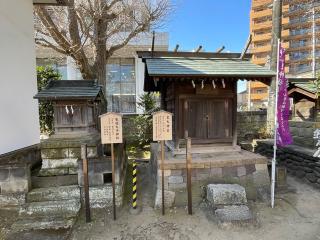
[
  {"xmin": 289, "ymin": 121, "xmax": 316, "ymax": 149},
  {"xmin": 0, "ymin": 144, "xmax": 40, "ymax": 195},
  {"xmin": 255, "ymin": 140, "xmax": 320, "ymax": 189}
]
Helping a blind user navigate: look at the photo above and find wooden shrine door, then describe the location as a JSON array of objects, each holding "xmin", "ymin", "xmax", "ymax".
[{"xmin": 184, "ymin": 98, "xmax": 233, "ymax": 143}]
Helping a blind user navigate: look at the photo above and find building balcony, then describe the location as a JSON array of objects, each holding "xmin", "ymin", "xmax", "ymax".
[
  {"xmin": 250, "ymin": 93, "xmax": 269, "ymax": 101},
  {"xmin": 287, "ymin": 58, "xmax": 312, "ymax": 64},
  {"xmin": 252, "ymin": 21, "xmax": 272, "ymax": 31},
  {"xmin": 251, "ymin": 8, "xmax": 273, "ymax": 19},
  {"xmin": 287, "ymin": 44, "xmax": 312, "ymax": 53},
  {"xmin": 252, "ymin": 33, "xmax": 271, "ymax": 42},
  {"xmin": 33, "ymin": 0, "xmax": 66, "ymax": 4},
  {"xmin": 252, "ymin": 0, "xmax": 272, "ymax": 10},
  {"xmin": 283, "ymin": 20, "xmax": 312, "ymax": 30},
  {"xmin": 250, "ymin": 82, "xmax": 268, "ymax": 88},
  {"xmin": 283, "ymin": 32, "xmax": 312, "ymax": 41},
  {"xmin": 252, "ymin": 57, "xmax": 268, "ymax": 65},
  {"xmin": 252, "ymin": 45, "xmax": 272, "ymax": 54}
]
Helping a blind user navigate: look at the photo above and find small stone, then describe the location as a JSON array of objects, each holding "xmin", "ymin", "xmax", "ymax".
[{"xmin": 154, "ymin": 190, "xmax": 175, "ymax": 209}]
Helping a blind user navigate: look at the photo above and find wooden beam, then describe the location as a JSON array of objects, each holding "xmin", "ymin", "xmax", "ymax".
[
  {"xmin": 195, "ymin": 45, "xmax": 202, "ymax": 53},
  {"xmin": 232, "ymin": 82, "xmax": 238, "ymax": 147},
  {"xmin": 240, "ymin": 34, "xmax": 252, "ymax": 59},
  {"xmin": 215, "ymin": 46, "xmax": 225, "ymax": 53}
]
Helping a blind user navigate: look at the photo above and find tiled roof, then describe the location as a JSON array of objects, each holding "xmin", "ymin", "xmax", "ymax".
[{"xmin": 34, "ymin": 80, "xmax": 103, "ymax": 100}]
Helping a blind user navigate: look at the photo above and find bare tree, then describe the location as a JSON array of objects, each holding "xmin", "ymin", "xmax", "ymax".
[{"xmin": 34, "ymin": 0, "xmax": 171, "ymax": 87}]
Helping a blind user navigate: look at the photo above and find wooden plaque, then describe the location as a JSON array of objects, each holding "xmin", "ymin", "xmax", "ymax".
[
  {"xmin": 153, "ymin": 111, "xmax": 173, "ymax": 141},
  {"xmin": 100, "ymin": 112, "xmax": 123, "ymax": 144}
]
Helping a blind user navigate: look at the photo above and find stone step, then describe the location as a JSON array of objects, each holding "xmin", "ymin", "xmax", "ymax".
[
  {"xmin": 215, "ymin": 205, "xmax": 254, "ymax": 223},
  {"xmin": 20, "ymin": 199, "xmax": 81, "ymax": 218},
  {"xmin": 27, "ymin": 185, "xmax": 80, "ymax": 202},
  {"xmin": 11, "ymin": 216, "xmax": 76, "ymax": 232},
  {"xmin": 31, "ymin": 175, "xmax": 78, "ymax": 188},
  {"xmin": 173, "ymin": 145, "xmax": 241, "ymax": 156},
  {"xmin": 206, "ymin": 184, "xmax": 247, "ymax": 206}
]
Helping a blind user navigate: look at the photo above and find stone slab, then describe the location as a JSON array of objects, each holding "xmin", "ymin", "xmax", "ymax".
[
  {"xmin": 215, "ymin": 205, "xmax": 253, "ymax": 222},
  {"xmin": 0, "ymin": 193, "xmax": 25, "ymax": 206},
  {"xmin": 207, "ymin": 184, "xmax": 247, "ymax": 206},
  {"xmin": 11, "ymin": 216, "xmax": 76, "ymax": 232},
  {"xmin": 27, "ymin": 185, "xmax": 80, "ymax": 202},
  {"xmin": 41, "ymin": 158, "xmax": 78, "ymax": 169},
  {"xmin": 154, "ymin": 189, "xmax": 175, "ymax": 209},
  {"xmin": 20, "ymin": 199, "xmax": 80, "ymax": 217}
]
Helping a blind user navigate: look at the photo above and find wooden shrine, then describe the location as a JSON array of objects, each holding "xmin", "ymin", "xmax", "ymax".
[
  {"xmin": 138, "ymin": 51, "xmax": 277, "ymax": 207},
  {"xmin": 138, "ymin": 51, "xmax": 275, "ymax": 149},
  {"xmin": 34, "ymin": 80, "xmax": 105, "ymax": 136}
]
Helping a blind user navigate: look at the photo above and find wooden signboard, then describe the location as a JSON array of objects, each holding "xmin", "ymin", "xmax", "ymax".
[
  {"xmin": 100, "ymin": 112, "xmax": 123, "ymax": 144},
  {"xmin": 152, "ymin": 110, "xmax": 172, "ymax": 216},
  {"xmin": 152, "ymin": 111, "xmax": 173, "ymax": 141},
  {"xmin": 99, "ymin": 112, "xmax": 123, "ymax": 221}
]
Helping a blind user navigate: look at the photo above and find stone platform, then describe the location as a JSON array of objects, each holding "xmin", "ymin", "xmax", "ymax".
[
  {"xmin": 150, "ymin": 143, "xmax": 270, "ymax": 208},
  {"xmin": 39, "ymin": 133, "xmax": 102, "ymax": 177}
]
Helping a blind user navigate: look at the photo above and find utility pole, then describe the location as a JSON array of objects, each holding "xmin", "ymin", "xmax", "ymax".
[
  {"xmin": 267, "ymin": 0, "xmax": 283, "ymax": 134},
  {"xmin": 312, "ymin": 5, "xmax": 316, "ymax": 78}
]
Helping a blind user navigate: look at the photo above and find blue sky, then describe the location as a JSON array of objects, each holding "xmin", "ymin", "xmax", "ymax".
[{"xmin": 162, "ymin": 0, "xmax": 252, "ymax": 91}]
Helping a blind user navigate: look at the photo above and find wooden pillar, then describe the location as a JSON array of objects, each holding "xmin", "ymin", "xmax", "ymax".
[{"xmin": 232, "ymin": 81, "xmax": 238, "ymax": 146}]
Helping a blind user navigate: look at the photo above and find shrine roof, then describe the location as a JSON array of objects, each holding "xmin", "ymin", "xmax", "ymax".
[
  {"xmin": 144, "ymin": 57, "xmax": 275, "ymax": 78},
  {"xmin": 34, "ymin": 80, "xmax": 104, "ymax": 101}
]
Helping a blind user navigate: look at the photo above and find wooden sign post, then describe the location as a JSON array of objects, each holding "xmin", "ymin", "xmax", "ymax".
[
  {"xmin": 100, "ymin": 112, "xmax": 123, "ymax": 221},
  {"xmin": 186, "ymin": 138, "xmax": 192, "ymax": 215},
  {"xmin": 81, "ymin": 144, "xmax": 91, "ymax": 223},
  {"xmin": 152, "ymin": 111, "xmax": 172, "ymax": 215}
]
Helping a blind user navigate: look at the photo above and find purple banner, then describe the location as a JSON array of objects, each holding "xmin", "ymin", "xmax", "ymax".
[{"xmin": 276, "ymin": 44, "xmax": 293, "ymax": 146}]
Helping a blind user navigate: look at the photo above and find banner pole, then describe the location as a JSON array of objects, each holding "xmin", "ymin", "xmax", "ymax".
[{"xmin": 271, "ymin": 38, "xmax": 281, "ymax": 208}]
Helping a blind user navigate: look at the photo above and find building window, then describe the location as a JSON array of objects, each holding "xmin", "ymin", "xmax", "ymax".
[{"xmin": 106, "ymin": 58, "xmax": 136, "ymax": 113}]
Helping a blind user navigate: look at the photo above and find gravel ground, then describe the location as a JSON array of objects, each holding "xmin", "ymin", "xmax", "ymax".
[
  {"xmin": 1, "ymin": 162, "xmax": 320, "ymax": 240},
  {"xmin": 70, "ymin": 163, "xmax": 320, "ymax": 240}
]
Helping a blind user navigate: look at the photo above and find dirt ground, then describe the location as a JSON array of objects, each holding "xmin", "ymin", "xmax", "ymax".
[
  {"xmin": 1, "ymin": 162, "xmax": 320, "ymax": 240},
  {"xmin": 70, "ymin": 163, "xmax": 320, "ymax": 240}
]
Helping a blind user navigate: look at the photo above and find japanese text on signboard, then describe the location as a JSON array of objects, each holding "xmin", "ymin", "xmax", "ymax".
[
  {"xmin": 100, "ymin": 113, "xmax": 123, "ymax": 144},
  {"xmin": 153, "ymin": 111, "xmax": 172, "ymax": 141}
]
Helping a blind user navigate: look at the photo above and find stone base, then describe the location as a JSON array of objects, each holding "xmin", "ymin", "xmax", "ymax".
[
  {"xmin": 39, "ymin": 133, "xmax": 101, "ymax": 177},
  {"xmin": 150, "ymin": 143, "xmax": 269, "ymax": 207},
  {"xmin": 84, "ymin": 184, "xmax": 123, "ymax": 208}
]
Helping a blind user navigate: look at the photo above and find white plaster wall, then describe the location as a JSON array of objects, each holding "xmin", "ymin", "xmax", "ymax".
[
  {"xmin": 135, "ymin": 56, "xmax": 146, "ymax": 114},
  {"xmin": 0, "ymin": 0, "xmax": 40, "ymax": 154}
]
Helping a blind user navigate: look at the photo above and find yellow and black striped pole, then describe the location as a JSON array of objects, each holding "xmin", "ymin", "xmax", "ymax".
[{"xmin": 132, "ymin": 160, "xmax": 137, "ymax": 209}]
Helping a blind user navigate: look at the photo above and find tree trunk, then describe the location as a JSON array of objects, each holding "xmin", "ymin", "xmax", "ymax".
[
  {"xmin": 267, "ymin": 0, "xmax": 282, "ymax": 134},
  {"xmin": 94, "ymin": 19, "xmax": 107, "ymax": 89}
]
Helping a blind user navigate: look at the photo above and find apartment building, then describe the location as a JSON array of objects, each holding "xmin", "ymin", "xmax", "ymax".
[{"xmin": 249, "ymin": 0, "xmax": 319, "ymax": 109}]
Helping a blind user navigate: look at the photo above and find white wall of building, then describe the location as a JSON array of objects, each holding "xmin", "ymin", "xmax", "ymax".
[
  {"xmin": 0, "ymin": 0, "xmax": 40, "ymax": 154},
  {"xmin": 135, "ymin": 57, "xmax": 146, "ymax": 114}
]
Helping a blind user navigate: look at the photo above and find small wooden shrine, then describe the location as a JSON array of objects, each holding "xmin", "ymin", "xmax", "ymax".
[
  {"xmin": 288, "ymin": 78, "xmax": 319, "ymax": 121},
  {"xmin": 34, "ymin": 80, "xmax": 105, "ymax": 136},
  {"xmin": 138, "ymin": 51, "xmax": 275, "ymax": 149}
]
